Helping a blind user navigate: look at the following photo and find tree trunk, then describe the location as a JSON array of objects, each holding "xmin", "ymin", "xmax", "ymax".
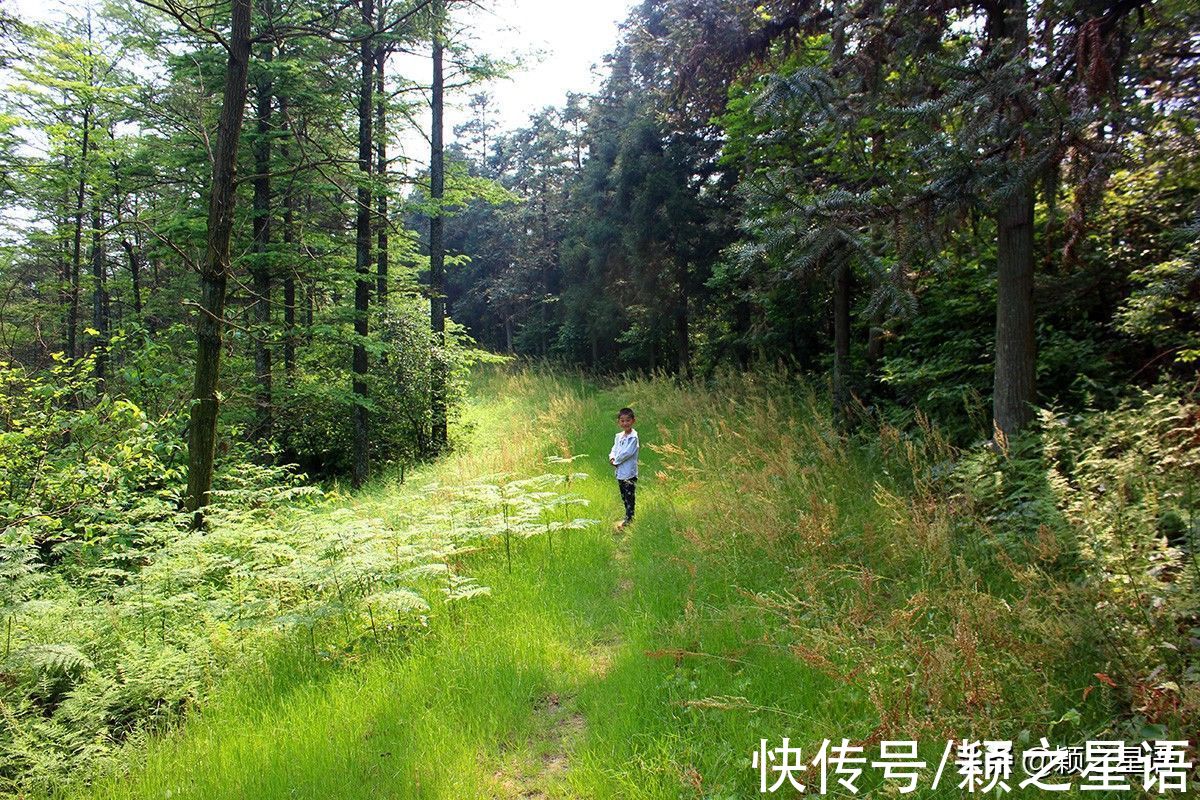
[
  {"xmin": 305, "ymin": 282, "xmax": 314, "ymax": 342},
  {"xmin": 352, "ymin": 0, "xmax": 375, "ymax": 489},
  {"xmin": 280, "ymin": 95, "xmax": 296, "ymax": 383},
  {"xmin": 990, "ymin": 0, "xmax": 1036, "ymax": 441},
  {"xmin": 993, "ymin": 187, "xmax": 1036, "ymax": 439},
  {"xmin": 539, "ymin": 191, "xmax": 549, "ymax": 357},
  {"xmin": 375, "ymin": 15, "xmax": 389, "ymax": 303},
  {"xmin": 830, "ymin": 0, "xmax": 852, "ymax": 425},
  {"xmin": 121, "ymin": 238, "xmax": 143, "ymax": 316},
  {"xmin": 58, "ymin": 172, "xmax": 71, "ymax": 354},
  {"xmin": 185, "ymin": 0, "xmax": 254, "ymax": 518},
  {"xmin": 866, "ymin": 320, "xmax": 885, "ymax": 365},
  {"xmin": 283, "ymin": 267, "xmax": 295, "ymax": 377},
  {"xmin": 675, "ymin": 257, "xmax": 689, "ymax": 378},
  {"xmin": 429, "ymin": 0, "xmax": 448, "ymax": 453},
  {"xmin": 148, "ymin": 252, "xmax": 161, "ymax": 335},
  {"xmin": 251, "ymin": 45, "xmax": 274, "ymax": 444},
  {"xmin": 303, "ymin": 194, "xmax": 314, "ymax": 345},
  {"xmin": 832, "ymin": 260, "xmax": 851, "ymax": 422},
  {"xmin": 865, "ymin": 124, "xmax": 886, "ymax": 374},
  {"xmin": 734, "ymin": 299, "xmax": 751, "ymax": 368},
  {"xmin": 68, "ymin": 107, "xmax": 90, "ymax": 360},
  {"xmin": 89, "ymin": 199, "xmax": 108, "ymax": 392}
]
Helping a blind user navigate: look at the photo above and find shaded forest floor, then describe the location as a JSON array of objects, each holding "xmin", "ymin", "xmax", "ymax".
[{"xmin": 68, "ymin": 366, "xmax": 1127, "ymax": 799}]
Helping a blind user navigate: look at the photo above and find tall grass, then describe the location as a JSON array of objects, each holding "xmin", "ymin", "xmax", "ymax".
[
  {"xmin": 57, "ymin": 366, "xmax": 610, "ymax": 799},
  {"xmin": 559, "ymin": 370, "xmax": 1116, "ymax": 798},
  {"xmin": 65, "ymin": 365, "xmax": 1161, "ymax": 799}
]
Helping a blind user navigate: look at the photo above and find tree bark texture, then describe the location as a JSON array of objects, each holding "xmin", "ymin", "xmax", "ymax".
[
  {"xmin": 352, "ymin": 0, "xmax": 375, "ymax": 489},
  {"xmin": 993, "ymin": 186, "xmax": 1036, "ymax": 439},
  {"xmin": 186, "ymin": 0, "xmax": 253, "ymax": 516},
  {"xmin": 429, "ymin": 0, "xmax": 447, "ymax": 454},
  {"xmin": 252, "ymin": 45, "xmax": 274, "ymax": 444},
  {"xmin": 990, "ymin": 0, "xmax": 1037, "ymax": 441}
]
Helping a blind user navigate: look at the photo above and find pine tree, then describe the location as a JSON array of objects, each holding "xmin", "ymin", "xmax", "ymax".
[
  {"xmin": 428, "ymin": 0, "xmax": 447, "ymax": 453},
  {"xmin": 181, "ymin": 0, "xmax": 253, "ymax": 517}
]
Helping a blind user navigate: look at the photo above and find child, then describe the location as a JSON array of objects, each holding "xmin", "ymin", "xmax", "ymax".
[{"xmin": 609, "ymin": 407, "xmax": 639, "ymax": 529}]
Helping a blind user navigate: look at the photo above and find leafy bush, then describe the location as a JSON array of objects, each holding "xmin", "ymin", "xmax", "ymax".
[
  {"xmin": 1115, "ymin": 218, "xmax": 1200, "ymax": 369},
  {"xmin": 277, "ymin": 295, "xmax": 493, "ymax": 476},
  {"xmin": 958, "ymin": 391, "xmax": 1200, "ymax": 732},
  {"xmin": 0, "ymin": 354, "xmax": 591, "ymax": 793},
  {"xmin": 0, "ymin": 356, "xmax": 187, "ymax": 576},
  {"xmin": 1043, "ymin": 394, "xmax": 1200, "ymax": 722}
]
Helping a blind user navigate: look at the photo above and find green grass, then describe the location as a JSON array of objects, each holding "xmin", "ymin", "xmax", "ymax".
[{"xmin": 69, "ymin": 365, "xmax": 1123, "ymax": 799}]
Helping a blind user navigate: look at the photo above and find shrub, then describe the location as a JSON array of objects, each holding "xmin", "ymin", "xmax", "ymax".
[
  {"xmin": 0, "ymin": 359, "xmax": 592, "ymax": 793},
  {"xmin": 276, "ymin": 296, "xmax": 492, "ymax": 476},
  {"xmin": 959, "ymin": 390, "xmax": 1200, "ymax": 731}
]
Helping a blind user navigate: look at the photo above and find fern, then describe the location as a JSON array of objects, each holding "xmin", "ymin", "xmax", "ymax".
[
  {"xmin": 7, "ymin": 643, "xmax": 93, "ymax": 679},
  {"xmin": 363, "ymin": 589, "xmax": 430, "ymax": 614},
  {"xmin": 0, "ymin": 379, "xmax": 598, "ymax": 792}
]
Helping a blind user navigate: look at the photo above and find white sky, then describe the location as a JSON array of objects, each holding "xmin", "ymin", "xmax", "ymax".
[
  {"xmin": 4, "ymin": 0, "xmax": 635, "ymax": 167},
  {"xmin": 453, "ymin": 0, "xmax": 633, "ymax": 127},
  {"xmin": 394, "ymin": 0, "xmax": 635, "ymax": 165}
]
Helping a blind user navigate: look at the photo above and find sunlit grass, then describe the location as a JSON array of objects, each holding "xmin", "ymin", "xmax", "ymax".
[{"xmin": 70, "ymin": 364, "xmax": 1123, "ymax": 799}]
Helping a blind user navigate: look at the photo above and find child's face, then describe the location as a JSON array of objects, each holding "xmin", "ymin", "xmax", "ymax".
[{"xmin": 618, "ymin": 414, "xmax": 634, "ymax": 433}]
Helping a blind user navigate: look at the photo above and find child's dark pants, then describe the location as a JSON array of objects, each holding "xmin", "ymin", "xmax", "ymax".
[{"xmin": 618, "ymin": 477, "xmax": 637, "ymax": 522}]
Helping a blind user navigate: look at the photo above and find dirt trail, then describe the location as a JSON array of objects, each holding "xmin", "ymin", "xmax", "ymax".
[
  {"xmin": 487, "ymin": 692, "xmax": 587, "ymax": 799},
  {"xmin": 487, "ymin": 529, "xmax": 634, "ymax": 798}
]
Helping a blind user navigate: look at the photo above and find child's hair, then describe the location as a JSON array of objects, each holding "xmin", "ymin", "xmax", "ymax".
[{"xmin": 618, "ymin": 407, "xmax": 635, "ymax": 419}]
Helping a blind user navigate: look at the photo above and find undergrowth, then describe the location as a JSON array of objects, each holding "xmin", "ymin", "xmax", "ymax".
[
  {"xmin": 961, "ymin": 392, "xmax": 1200, "ymax": 733},
  {"xmin": 0, "ymin": 364, "xmax": 596, "ymax": 795},
  {"xmin": 604, "ymin": 372, "xmax": 1115, "ymax": 743},
  {"xmin": 10, "ymin": 364, "xmax": 1197, "ymax": 797}
]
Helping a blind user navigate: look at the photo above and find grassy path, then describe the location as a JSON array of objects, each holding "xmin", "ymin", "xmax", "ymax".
[
  {"xmin": 75, "ymin": 370, "xmax": 688, "ymax": 798},
  {"xmin": 76, "ymin": 367, "xmax": 1112, "ymax": 799}
]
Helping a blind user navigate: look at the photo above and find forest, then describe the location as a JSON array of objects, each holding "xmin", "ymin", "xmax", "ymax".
[{"xmin": 1, "ymin": 0, "xmax": 1198, "ymax": 796}]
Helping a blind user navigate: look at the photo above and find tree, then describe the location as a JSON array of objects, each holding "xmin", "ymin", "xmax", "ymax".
[
  {"xmin": 374, "ymin": 0, "xmax": 389, "ymax": 302},
  {"xmin": 988, "ymin": 0, "xmax": 1036, "ymax": 440},
  {"xmin": 250, "ymin": 18, "xmax": 274, "ymax": 443},
  {"xmin": 7, "ymin": 15, "xmax": 117, "ymax": 364},
  {"xmin": 667, "ymin": 0, "xmax": 1159, "ymax": 436},
  {"xmin": 179, "ymin": 0, "xmax": 253, "ymax": 516},
  {"xmin": 428, "ymin": 0, "xmax": 446, "ymax": 452},
  {"xmin": 352, "ymin": 0, "xmax": 375, "ymax": 488}
]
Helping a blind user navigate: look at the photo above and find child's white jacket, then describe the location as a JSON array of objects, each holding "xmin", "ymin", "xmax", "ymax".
[{"xmin": 609, "ymin": 429, "xmax": 639, "ymax": 481}]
